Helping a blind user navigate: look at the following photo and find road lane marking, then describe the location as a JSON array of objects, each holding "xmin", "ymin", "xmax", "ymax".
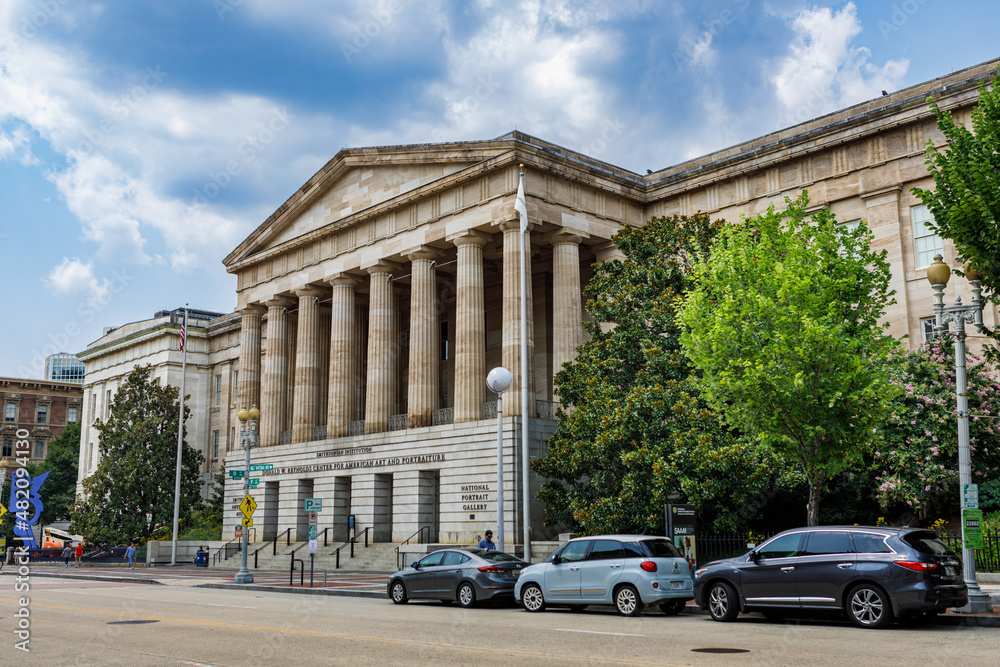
[
  {"xmin": 0, "ymin": 596, "xmax": 670, "ymax": 665},
  {"xmin": 555, "ymin": 629, "xmax": 646, "ymax": 637},
  {"xmin": 204, "ymin": 603, "xmax": 257, "ymax": 609}
]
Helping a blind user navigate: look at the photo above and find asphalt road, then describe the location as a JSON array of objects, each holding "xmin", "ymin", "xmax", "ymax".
[{"xmin": 1, "ymin": 577, "xmax": 998, "ymax": 666}]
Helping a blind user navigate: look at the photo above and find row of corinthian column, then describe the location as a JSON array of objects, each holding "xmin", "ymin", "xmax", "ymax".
[{"xmin": 236, "ymin": 227, "xmax": 585, "ymax": 448}]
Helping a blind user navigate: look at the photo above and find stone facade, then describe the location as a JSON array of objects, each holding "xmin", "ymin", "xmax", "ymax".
[{"xmin": 78, "ymin": 59, "xmax": 1000, "ymax": 549}]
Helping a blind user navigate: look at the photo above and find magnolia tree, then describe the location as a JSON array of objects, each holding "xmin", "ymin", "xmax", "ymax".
[{"xmin": 874, "ymin": 337, "xmax": 1000, "ymax": 518}]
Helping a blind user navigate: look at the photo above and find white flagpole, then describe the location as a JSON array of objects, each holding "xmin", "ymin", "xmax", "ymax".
[
  {"xmin": 516, "ymin": 165, "xmax": 532, "ymax": 562},
  {"xmin": 170, "ymin": 305, "xmax": 189, "ymax": 566}
]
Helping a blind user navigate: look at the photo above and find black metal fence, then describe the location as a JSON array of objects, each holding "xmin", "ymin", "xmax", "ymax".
[{"xmin": 939, "ymin": 531, "xmax": 1000, "ymax": 573}]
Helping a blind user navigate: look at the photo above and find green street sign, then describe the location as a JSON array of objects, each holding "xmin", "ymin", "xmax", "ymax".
[
  {"xmin": 304, "ymin": 498, "xmax": 322, "ymax": 512},
  {"xmin": 248, "ymin": 478, "xmax": 260, "ymax": 489},
  {"xmin": 964, "ymin": 483, "xmax": 979, "ymax": 510},
  {"xmin": 964, "ymin": 509, "xmax": 984, "ymax": 550},
  {"xmin": 308, "ymin": 525, "xmax": 318, "ymax": 541},
  {"xmin": 250, "ymin": 464, "xmax": 273, "ymax": 472},
  {"xmin": 229, "ymin": 470, "xmax": 244, "ymax": 479}
]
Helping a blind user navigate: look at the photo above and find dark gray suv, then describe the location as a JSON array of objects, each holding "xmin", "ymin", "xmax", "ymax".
[{"xmin": 693, "ymin": 526, "xmax": 968, "ymax": 628}]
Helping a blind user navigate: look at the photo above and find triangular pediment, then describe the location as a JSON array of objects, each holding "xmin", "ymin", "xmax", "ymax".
[{"xmin": 224, "ymin": 138, "xmax": 520, "ymax": 268}]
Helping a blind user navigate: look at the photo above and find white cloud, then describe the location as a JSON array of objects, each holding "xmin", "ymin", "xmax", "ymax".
[
  {"xmin": 46, "ymin": 257, "xmax": 109, "ymax": 305},
  {"xmin": 771, "ymin": 2, "xmax": 908, "ymax": 126}
]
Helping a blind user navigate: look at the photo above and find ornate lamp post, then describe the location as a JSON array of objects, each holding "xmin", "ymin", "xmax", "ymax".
[
  {"xmin": 486, "ymin": 367, "xmax": 513, "ymax": 552},
  {"xmin": 234, "ymin": 405, "xmax": 258, "ymax": 585},
  {"xmin": 927, "ymin": 254, "xmax": 992, "ymax": 613}
]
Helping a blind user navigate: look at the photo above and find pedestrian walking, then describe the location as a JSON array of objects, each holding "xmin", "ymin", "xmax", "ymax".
[
  {"xmin": 74, "ymin": 542, "xmax": 84, "ymax": 567},
  {"xmin": 477, "ymin": 530, "xmax": 496, "ymax": 551},
  {"xmin": 62, "ymin": 544, "xmax": 73, "ymax": 568},
  {"xmin": 125, "ymin": 542, "xmax": 137, "ymax": 570}
]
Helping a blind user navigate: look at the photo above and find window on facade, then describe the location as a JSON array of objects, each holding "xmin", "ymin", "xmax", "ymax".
[
  {"xmin": 440, "ymin": 321, "xmax": 449, "ymax": 360},
  {"xmin": 36, "ymin": 405, "xmax": 48, "ymax": 424},
  {"xmin": 212, "ymin": 430, "xmax": 219, "ymax": 459},
  {"xmin": 922, "ymin": 317, "xmax": 952, "ymax": 343},
  {"xmin": 67, "ymin": 406, "xmax": 79, "ymax": 423},
  {"xmin": 34, "ymin": 439, "xmax": 45, "ymax": 459},
  {"xmin": 912, "ymin": 204, "xmax": 943, "ymax": 268},
  {"xmin": 2, "ymin": 438, "xmax": 12, "ymax": 457},
  {"xmin": 233, "ymin": 370, "xmax": 239, "ymax": 402},
  {"xmin": 90, "ymin": 393, "xmax": 96, "ymax": 423},
  {"xmin": 231, "ymin": 426, "xmax": 236, "ymax": 449},
  {"xmin": 106, "ymin": 390, "xmax": 112, "ymax": 418},
  {"xmin": 215, "ymin": 375, "xmax": 222, "ymax": 406},
  {"xmin": 841, "ymin": 219, "xmax": 862, "ymax": 234},
  {"xmin": 4, "ymin": 403, "xmax": 15, "ymax": 422}
]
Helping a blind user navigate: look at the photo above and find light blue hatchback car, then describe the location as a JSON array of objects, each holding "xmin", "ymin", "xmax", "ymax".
[{"xmin": 514, "ymin": 535, "xmax": 694, "ymax": 616}]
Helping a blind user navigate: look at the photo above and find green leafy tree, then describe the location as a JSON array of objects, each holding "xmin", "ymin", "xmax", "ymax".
[
  {"xmin": 533, "ymin": 213, "xmax": 795, "ymax": 535},
  {"xmin": 874, "ymin": 337, "xmax": 1000, "ymax": 519},
  {"xmin": 70, "ymin": 366, "xmax": 204, "ymax": 544},
  {"xmin": 25, "ymin": 421, "xmax": 81, "ymax": 526},
  {"xmin": 912, "ymin": 68, "xmax": 1000, "ymax": 349},
  {"xmin": 678, "ymin": 194, "xmax": 900, "ymax": 526}
]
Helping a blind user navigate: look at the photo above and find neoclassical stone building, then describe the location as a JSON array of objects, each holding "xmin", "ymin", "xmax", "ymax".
[{"xmin": 79, "ymin": 59, "xmax": 999, "ymax": 550}]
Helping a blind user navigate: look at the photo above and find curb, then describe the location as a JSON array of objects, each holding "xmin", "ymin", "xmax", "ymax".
[
  {"xmin": 198, "ymin": 582, "xmax": 385, "ymax": 598},
  {"xmin": 0, "ymin": 570, "xmax": 163, "ymax": 585}
]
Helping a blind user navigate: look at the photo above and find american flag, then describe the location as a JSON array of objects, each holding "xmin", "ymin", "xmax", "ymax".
[{"xmin": 179, "ymin": 310, "xmax": 187, "ymax": 352}]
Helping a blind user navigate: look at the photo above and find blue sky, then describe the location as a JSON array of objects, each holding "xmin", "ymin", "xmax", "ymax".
[{"xmin": 0, "ymin": 0, "xmax": 997, "ymax": 379}]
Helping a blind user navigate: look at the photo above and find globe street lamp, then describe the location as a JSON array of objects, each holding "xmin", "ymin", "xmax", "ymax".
[
  {"xmin": 486, "ymin": 367, "xmax": 513, "ymax": 552},
  {"xmin": 927, "ymin": 254, "xmax": 992, "ymax": 613},
  {"xmin": 234, "ymin": 405, "xmax": 258, "ymax": 585}
]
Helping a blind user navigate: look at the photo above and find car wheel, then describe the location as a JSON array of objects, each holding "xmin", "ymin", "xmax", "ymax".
[
  {"xmin": 659, "ymin": 599, "xmax": 686, "ymax": 616},
  {"xmin": 847, "ymin": 584, "xmax": 892, "ymax": 629},
  {"xmin": 458, "ymin": 582, "xmax": 477, "ymax": 608},
  {"xmin": 568, "ymin": 604, "xmax": 588, "ymax": 612},
  {"xmin": 706, "ymin": 582, "xmax": 739, "ymax": 622},
  {"xmin": 521, "ymin": 583, "xmax": 546, "ymax": 612},
  {"xmin": 389, "ymin": 580, "xmax": 408, "ymax": 604},
  {"xmin": 614, "ymin": 584, "xmax": 642, "ymax": 616}
]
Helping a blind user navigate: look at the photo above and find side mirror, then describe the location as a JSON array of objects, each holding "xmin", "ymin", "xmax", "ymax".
[
  {"xmin": 551, "ymin": 555, "xmax": 562, "ymax": 565},
  {"xmin": 411, "ymin": 562, "xmax": 420, "ymax": 569},
  {"xmin": 749, "ymin": 551, "xmax": 760, "ymax": 563}
]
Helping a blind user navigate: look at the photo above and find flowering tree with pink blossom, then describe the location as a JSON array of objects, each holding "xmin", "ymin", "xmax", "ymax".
[{"xmin": 874, "ymin": 337, "xmax": 1000, "ymax": 520}]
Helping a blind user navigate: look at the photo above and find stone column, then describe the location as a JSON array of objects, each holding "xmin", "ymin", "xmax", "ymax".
[
  {"xmin": 326, "ymin": 274, "xmax": 360, "ymax": 437},
  {"xmin": 500, "ymin": 219, "xmax": 534, "ymax": 416},
  {"xmin": 406, "ymin": 247, "xmax": 442, "ymax": 428},
  {"xmin": 365, "ymin": 262, "xmax": 399, "ymax": 433},
  {"xmin": 260, "ymin": 297, "xmax": 292, "ymax": 447},
  {"xmin": 552, "ymin": 231, "xmax": 584, "ymax": 373},
  {"xmin": 451, "ymin": 230, "xmax": 489, "ymax": 422},
  {"xmin": 291, "ymin": 286, "xmax": 325, "ymax": 443},
  {"xmin": 236, "ymin": 305, "xmax": 264, "ymax": 412}
]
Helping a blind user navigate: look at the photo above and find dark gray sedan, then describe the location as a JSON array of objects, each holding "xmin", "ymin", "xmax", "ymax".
[{"xmin": 388, "ymin": 548, "xmax": 528, "ymax": 608}]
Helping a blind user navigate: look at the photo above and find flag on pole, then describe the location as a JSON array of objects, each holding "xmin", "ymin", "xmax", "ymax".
[
  {"xmin": 179, "ymin": 311, "xmax": 187, "ymax": 352},
  {"xmin": 515, "ymin": 170, "xmax": 528, "ymax": 233}
]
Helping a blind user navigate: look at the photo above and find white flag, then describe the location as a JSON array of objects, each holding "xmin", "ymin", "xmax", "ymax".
[{"xmin": 515, "ymin": 171, "xmax": 528, "ymax": 233}]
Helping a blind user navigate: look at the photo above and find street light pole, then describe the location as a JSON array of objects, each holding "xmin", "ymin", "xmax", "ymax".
[
  {"xmin": 486, "ymin": 367, "xmax": 513, "ymax": 553},
  {"xmin": 234, "ymin": 405, "xmax": 258, "ymax": 585},
  {"xmin": 927, "ymin": 255, "xmax": 991, "ymax": 613}
]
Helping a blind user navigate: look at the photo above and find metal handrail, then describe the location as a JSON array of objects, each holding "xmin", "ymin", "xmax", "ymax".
[
  {"xmin": 329, "ymin": 526, "xmax": 372, "ymax": 569},
  {"xmin": 394, "ymin": 526, "xmax": 430, "ymax": 570},
  {"xmin": 213, "ymin": 535, "xmax": 242, "ymax": 566},
  {"xmin": 272, "ymin": 528, "xmax": 292, "ymax": 556}
]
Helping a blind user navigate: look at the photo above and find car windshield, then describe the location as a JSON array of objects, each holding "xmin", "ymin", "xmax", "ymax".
[
  {"xmin": 902, "ymin": 531, "xmax": 957, "ymax": 557},
  {"xmin": 468, "ymin": 549, "xmax": 521, "ymax": 562},
  {"xmin": 640, "ymin": 539, "xmax": 682, "ymax": 558}
]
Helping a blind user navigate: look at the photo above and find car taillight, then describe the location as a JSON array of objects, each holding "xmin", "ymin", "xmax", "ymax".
[
  {"xmin": 894, "ymin": 561, "xmax": 937, "ymax": 572},
  {"xmin": 640, "ymin": 561, "xmax": 657, "ymax": 573},
  {"xmin": 478, "ymin": 565, "xmax": 505, "ymax": 573}
]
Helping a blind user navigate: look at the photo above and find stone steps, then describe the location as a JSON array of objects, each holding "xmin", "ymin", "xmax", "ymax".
[{"xmin": 213, "ymin": 541, "xmax": 400, "ymax": 573}]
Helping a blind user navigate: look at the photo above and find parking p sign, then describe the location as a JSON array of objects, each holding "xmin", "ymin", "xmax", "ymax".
[{"xmin": 304, "ymin": 498, "xmax": 322, "ymax": 512}]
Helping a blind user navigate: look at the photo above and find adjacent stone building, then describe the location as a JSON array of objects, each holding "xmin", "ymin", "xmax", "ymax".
[
  {"xmin": 1, "ymin": 377, "xmax": 82, "ymax": 463},
  {"xmin": 78, "ymin": 59, "xmax": 1000, "ymax": 550}
]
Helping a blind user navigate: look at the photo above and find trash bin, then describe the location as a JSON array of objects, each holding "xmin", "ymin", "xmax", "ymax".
[{"xmin": 195, "ymin": 549, "xmax": 207, "ymax": 567}]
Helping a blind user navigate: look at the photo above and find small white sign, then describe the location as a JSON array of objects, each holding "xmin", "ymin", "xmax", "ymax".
[{"xmin": 964, "ymin": 483, "xmax": 979, "ymax": 509}]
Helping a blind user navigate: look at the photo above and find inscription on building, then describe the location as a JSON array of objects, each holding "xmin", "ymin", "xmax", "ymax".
[
  {"xmin": 462, "ymin": 484, "xmax": 490, "ymax": 511},
  {"xmin": 261, "ymin": 454, "xmax": 446, "ymax": 476}
]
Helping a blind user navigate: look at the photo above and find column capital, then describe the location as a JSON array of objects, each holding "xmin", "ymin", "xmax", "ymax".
[
  {"xmin": 263, "ymin": 296, "xmax": 295, "ymax": 309},
  {"xmin": 294, "ymin": 286, "xmax": 326, "ymax": 299},
  {"xmin": 239, "ymin": 304, "xmax": 266, "ymax": 317},
  {"xmin": 544, "ymin": 229, "xmax": 587, "ymax": 247},
  {"xmin": 447, "ymin": 229, "xmax": 491, "ymax": 248},
  {"xmin": 404, "ymin": 245, "xmax": 445, "ymax": 263},
  {"xmin": 362, "ymin": 260, "xmax": 402, "ymax": 276},
  {"xmin": 497, "ymin": 216, "xmax": 535, "ymax": 233},
  {"xmin": 326, "ymin": 273, "xmax": 361, "ymax": 289}
]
